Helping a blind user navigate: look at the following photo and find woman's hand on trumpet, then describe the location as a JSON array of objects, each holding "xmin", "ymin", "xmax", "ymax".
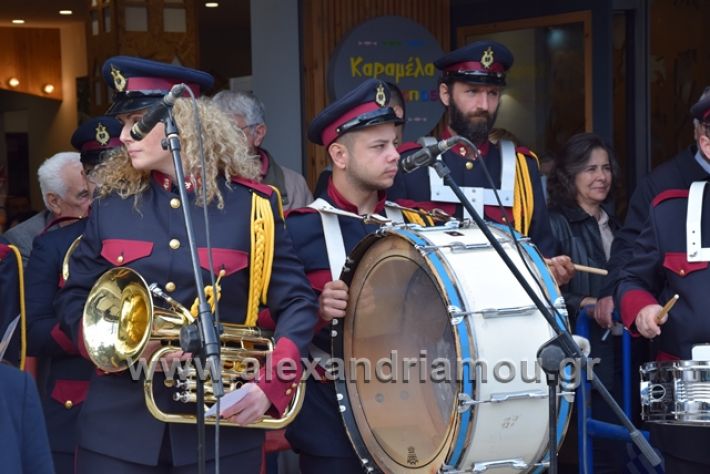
[{"xmin": 220, "ymin": 383, "xmax": 271, "ymax": 425}]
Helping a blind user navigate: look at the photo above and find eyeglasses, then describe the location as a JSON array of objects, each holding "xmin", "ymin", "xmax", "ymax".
[{"xmin": 239, "ymin": 123, "xmax": 260, "ymax": 132}]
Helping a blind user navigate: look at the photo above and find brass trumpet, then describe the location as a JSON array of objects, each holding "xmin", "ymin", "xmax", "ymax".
[{"xmin": 82, "ymin": 267, "xmax": 304, "ymax": 429}]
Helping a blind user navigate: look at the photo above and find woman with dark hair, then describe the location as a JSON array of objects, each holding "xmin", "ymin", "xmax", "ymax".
[
  {"xmin": 547, "ymin": 132, "xmax": 623, "ymax": 472},
  {"xmin": 547, "ymin": 132, "xmax": 620, "ymax": 323}
]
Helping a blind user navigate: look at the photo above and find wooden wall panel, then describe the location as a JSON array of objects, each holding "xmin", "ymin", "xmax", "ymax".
[
  {"xmin": 0, "ymin": 28, "xmax": 62, "ymax": 100},
  {"xmin": 302, "ymin": 0, "xmax": 450, "ymax": 188}
]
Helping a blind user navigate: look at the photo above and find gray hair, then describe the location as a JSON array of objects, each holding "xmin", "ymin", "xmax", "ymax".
[
  {"xmin": 37, "ymin": 152, "xmax": 82, "ymax": 208},
  {"xmin": 212, "ymin": 90, "xmax": 266, "ymax": 127}
]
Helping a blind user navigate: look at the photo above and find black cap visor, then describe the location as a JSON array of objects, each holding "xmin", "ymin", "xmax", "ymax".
[
  {"xmin": 444, "ymin": 70, "xmax": 506, "ymax": 87},
  {"xmin": 336, "ymin": 107, "xmax": 403, "ymax": 137}
]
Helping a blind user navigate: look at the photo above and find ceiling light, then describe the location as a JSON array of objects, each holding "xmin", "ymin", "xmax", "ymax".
[
  {"xmin": 205, "ymin": 2, "xmax": 219, "ymax": 7},
  {"xmin": 59, "ymin": 10, "xmax": 73, "ymax": 16},
  {"xmin": 42, "ymin": 84, "xmax": 55, "ymax": 94},
  {"xmin": 8, "ymin": 78, "xmax": 20, "ymax": 88},
  {"xmin": 12, "ymin": 19, "xmax": 25, "ymax": 24}
]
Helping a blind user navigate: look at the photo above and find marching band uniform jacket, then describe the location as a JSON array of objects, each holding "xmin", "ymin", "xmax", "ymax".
[
  {"xmin": 602, "ymin": 145, "xmax": 707, "ymax": 297},
  {"xmin": 616, "ymin": 186, "xmax": 710, "ymax": 360},
  {"xmin": 284, "ymin": 181, "xmax": 388, "ymax": 459},
  {"xmin": 55, "ymin": 173, "xmax": 318, "ymax": 466},
  {"xmin": 0, "ymin": 363, "xmax": 54, "ymax": 474},
  {"xmin": 0, "ymin": 236, "xmax": 21, "ymax": 365},
  {"xmin": 283, "ymin": 180, "xmax": 435, "ymax": 460},
  {"xmin": 388, "ymin": 137, "xmax": 557, "ymax": 257},
  {"xmin": 25, "ymin": 219, "xmax": 95, "ymax": 462}
]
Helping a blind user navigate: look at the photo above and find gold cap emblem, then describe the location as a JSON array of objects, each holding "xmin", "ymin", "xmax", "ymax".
[
  {"xmin": 110, "ymin": 64, "xmax": 126, "ymax": 92},
  {"xmin": 375, "ymin": 83, "xmax": 386, "ymax": 107},
  {"xmin": 481, "ymin": 47, "xmax": 494, "ymax": 70},
  {"xmin": 95, "ymin": 123, "xmax": 110, "ymax": 146}
]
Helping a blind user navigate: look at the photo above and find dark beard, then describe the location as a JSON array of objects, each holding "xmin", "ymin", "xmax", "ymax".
[{"xmin": 449, "ymin": 99, "xmax": 497, "ymax": 145}]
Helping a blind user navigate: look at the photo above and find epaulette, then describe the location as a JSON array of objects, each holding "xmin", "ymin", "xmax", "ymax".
[
  {"xmin": 397, "ymin": 141, "xmax": 421, "ymax": 154},
  {"xmin": 232, "ymin": 177, "xmax": 274, "ymax": 197},
  {"xmin": 651, "ymin": 189, "xmax": 689, "ymax": 208},
  {"xmin": 0, "ymin": 243, "xmax": 10, "ymax": 260},
  {"xmin": 515, "ymin": 145, "xmax": 539, "ymax": 166},
  {"xmin": 284, "ymin": 206, "xmax": 319, "ymax": 218}
]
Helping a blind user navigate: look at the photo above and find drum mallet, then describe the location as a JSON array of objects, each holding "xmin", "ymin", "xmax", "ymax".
[{"xmin": 655, "ymin": 294, "xmax": 679, "ymax": 324}]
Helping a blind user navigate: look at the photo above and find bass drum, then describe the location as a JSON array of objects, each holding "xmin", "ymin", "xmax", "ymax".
[{"xmin": 332, "ymin": 222, "xmax": 572, "ymax": 473}]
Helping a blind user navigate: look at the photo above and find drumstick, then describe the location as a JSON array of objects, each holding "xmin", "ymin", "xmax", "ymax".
[
  {"xmin": 655, "ymin": 294, "xmax": 679, "ymax": 324},
  {"xmin": 573, "ymin": 264, "xmax": 608, "ymax": 276}
]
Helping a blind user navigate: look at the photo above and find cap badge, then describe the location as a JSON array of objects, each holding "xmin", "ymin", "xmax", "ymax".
[
  {"xmin": 375, "ymin": 83, "xmax": 386, "ymax": 107},
  {"xmin": 481, "ymin": 47, "xmax": 494, "ymax": 70},
  {"xmin": 95, "ymin": 123, "xmax": 110, "ymax": 146},
  {"xmin": 110, "ymin": 64, "xmax": 126, "ymax": 92}
]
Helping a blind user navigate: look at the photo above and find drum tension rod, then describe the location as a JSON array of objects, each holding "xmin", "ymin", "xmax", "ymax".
[{"xmin": 457, "ymin": 390, "xmax": 548, "ymax": 413}]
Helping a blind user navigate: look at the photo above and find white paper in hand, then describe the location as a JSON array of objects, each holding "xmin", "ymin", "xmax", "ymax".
[{"xmin": 205, "ymin": 384, "xmax": 249, "ymax": 418}]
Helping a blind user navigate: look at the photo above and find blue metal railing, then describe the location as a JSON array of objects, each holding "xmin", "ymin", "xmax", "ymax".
[{"xmin": 574, "ymin": 308, "xmax": 655, "ymax": 473}]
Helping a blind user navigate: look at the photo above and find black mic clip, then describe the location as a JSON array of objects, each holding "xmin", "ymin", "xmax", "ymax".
[
  {"xmin": 130, "ymin": 83, "xmax": 187, "ymax": 141},
  {"xmin": 398, "ymin": 135, "xmax": 466, "ymax": 173}
]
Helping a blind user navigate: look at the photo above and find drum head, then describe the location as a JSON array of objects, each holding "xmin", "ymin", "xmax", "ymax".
[{"xmin": 336, "ymin": 233, "xmax": 459, "ymax": 472}]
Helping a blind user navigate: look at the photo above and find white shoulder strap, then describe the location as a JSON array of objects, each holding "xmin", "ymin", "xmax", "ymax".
[
  {"xmin": 687, "ymin": 181, "xmax": 710, "ymax": 262},
  {"xmin": 308, "ymin": 198, "xmax": 347, "ymax": 279},
  {"xmin": 427, "ymin": 140, "xmax": 518, "ymax": 218},
  {"xmin": 384, "ymin": 201, "xmax": 404, "ymax": 223}
]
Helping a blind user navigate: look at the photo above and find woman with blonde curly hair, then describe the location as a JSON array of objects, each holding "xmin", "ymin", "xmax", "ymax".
[{"xmin": 55, "ymin": 56, "xmax": 318, "ymax": 474}]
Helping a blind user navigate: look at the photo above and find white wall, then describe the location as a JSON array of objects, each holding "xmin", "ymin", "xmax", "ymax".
[{"xmin": 250, "ymin": 0, "xmax": 304, "ymax": 174}]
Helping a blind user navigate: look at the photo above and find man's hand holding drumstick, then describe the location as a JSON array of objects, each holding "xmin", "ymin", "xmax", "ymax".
[{"xmin": 634, "ymin": 294, "xmax": 680, "ymax": 339}]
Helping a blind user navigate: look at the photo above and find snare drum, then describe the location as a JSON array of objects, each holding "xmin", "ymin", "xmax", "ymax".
[
  {"xmin": 333, "ymin": 222, "xmax": 572, "ymax": 473},
  {"xmin": 641, "ymin": 360, "xmax": 710, "ymax": 425}
]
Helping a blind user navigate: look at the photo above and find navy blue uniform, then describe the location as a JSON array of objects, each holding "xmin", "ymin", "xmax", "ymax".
[
  {"xmin": 617, "ymin": 185, "xmax": 710, "ymax": 472},
  {"xmin": 284, "ymin": 184, "xmax": 385, "ymax": 468},
  {"xmin": 55, "ymin": 174, "xmax": 318, "ymax": 470},
  {"xmin": 0, "ymin": 236, "xmax": 21, "ymax": 366},
  {"xmin": 389, "ymin": 138, "xmax": 557, "ymax": 257},
  {"xmin": 601, "ymin": 145, "xmax": 707, "ymax": 297},
  {"xmin": 284, "ymin": 181, "xmax": 437, "ymax": 471},
  {"xmin": 26, "ymin": 219, "xmax": 94, "ymax": 473},
  {"xmin": 0, "ymin": 363, "xmax": 54, "ymax": 473}
]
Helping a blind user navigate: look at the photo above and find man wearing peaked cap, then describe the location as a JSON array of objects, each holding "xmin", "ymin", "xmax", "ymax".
[
  {"xmin": 102, "ymin": 55, "xmax": 214, "ymax": 115},
  {"xmin": 71, "ymin": 115, "xmax": 123, "ymax": 172},
  {"xmin": 24, "ymin": 114, "xmax": 123, "ymax": 474},
  {"xmin": 601, "ymin": 87, "xmax": 710, "ymax": 330},
  {"xmin": 389, "ymin": 39, "xmax": 575, "ymax": 286},
  {"xmin": 284, "ymin": 79, "xmax": 447, "ymax": 473},
  {"xmin": 55, "ymin": 56, "xmax": 318, "ymax": 473},
  {"xmin": 615, "ymin": 87, "xmax": 710, "ymax": 474}
]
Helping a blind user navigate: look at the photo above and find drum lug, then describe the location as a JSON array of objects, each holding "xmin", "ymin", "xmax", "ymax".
[
  {"xmin": 448, "ymin": 305, "xmax": 473, "ymax": 325},
  {"xmin": 471, "ymin": 458, "xmax": 532, "ymax": 472}
]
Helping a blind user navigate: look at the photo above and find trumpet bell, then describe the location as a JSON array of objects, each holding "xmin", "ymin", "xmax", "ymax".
[{"xmin": 82, "ymin": 267, "xmax": 154, "ymax": 372}]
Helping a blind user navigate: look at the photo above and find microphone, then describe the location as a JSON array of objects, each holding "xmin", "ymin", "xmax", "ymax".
[
  {"xmin": 130, "ymin": 83, "xmax": 186, "ymax": 141},
  {"xmin": 398, "ymin": 136, "xmax": 461, "ymax": 173}
]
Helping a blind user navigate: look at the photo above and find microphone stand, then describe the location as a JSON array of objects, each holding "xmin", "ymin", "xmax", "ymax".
[
  {"xmin": 163, "ymin": 110, "xmax": 224, "ymax": 474},
  {"xmin": 425, "ymin": 146, "xmax": 661, "ymax": 469}
]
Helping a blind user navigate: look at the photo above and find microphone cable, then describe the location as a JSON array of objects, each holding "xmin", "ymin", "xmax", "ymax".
[{"xmin": 181, "ymin": 84, "xmax": 223, "ymax": 473}]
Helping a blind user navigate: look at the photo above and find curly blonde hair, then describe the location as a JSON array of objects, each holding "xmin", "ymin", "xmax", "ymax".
[{"xmin": 93, "ymin": 97, "xmax": 259, "ymax": 208}]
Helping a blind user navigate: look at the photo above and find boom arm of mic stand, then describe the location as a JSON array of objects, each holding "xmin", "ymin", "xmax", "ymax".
[
  {"xmin": 429, "ymin": 157, "xmax": 661, "ymax": 467},
  {"xmin": 163, "ymin": 112, "xmax": 224, "ymax": 399}
]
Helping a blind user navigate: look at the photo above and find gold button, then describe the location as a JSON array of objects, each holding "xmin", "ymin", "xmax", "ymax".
[
  {"xmin": 117, "ymin": 255, "xmax": 124, "ymax": 264},
  {"xmin": 169, "ymin": 239, "xmax": 181, "ymax": 250},
  {"xmin": 64, "ymin": 400, "xmax": 73, "ymax": 409},
  {"xmin": 679, "ymin": 269, "xmax": 686, "ymax": 276},
  {"xmin": 285, "ymin": 389, "xmax": 293, "ymax": 396},
  {"xmin": 165, "ymin": 281, "xmax": 176, "ymax": 292},
  {"xmin": 291, "ymin": 382, "xmax": 298, "ymax": 388},
  {"xmin": 170, "ymin": 198, "xmax": 181, "ymax": 209},
  {"xmin": 465, "ymin": 161, "xmax": 474, "ymax": 170}
]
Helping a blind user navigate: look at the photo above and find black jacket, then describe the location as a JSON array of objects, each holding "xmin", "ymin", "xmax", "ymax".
[{"xmin": 549, "ymin": 202, "xmax": 620, "ymax": 321}]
